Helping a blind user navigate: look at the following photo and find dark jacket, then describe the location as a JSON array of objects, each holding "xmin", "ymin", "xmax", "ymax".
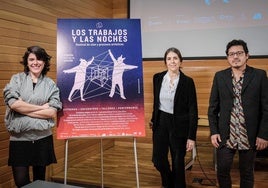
[
  {"xmin": 208, "ymin": 65, "xmax": 268, "ymax": 148},
  {"xmin": 150, "ymin": 70, "xmax": 198, "ymax": 141}
]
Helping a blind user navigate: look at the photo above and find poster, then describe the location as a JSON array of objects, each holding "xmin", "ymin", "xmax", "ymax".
[{"xmin": 56, "ymin": 19, "xmax": 145, "ymax": 139}]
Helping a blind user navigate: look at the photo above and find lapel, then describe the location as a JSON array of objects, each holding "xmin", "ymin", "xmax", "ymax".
[
  {"xmin": 242, "ymin": 66, "xmax": 254, "ymax": 94},
  {"xmin": 222, "ymin": 68, "xmax": 233, "ymax": 94},
  {"xmin": 174, "ymin": 70, "xmax": 185, "ymax": 103},
  {"xmin": 156, "ymin": 71, "xmax": 166, "ymax": 96},
  {"xmin": 221, "ymin": 65, "xmax": 254, "ymax": 95}
]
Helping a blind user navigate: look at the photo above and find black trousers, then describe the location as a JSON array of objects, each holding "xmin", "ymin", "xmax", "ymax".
[
  {"xmin": 216, "ymin": 146, "xmax": 256, "ymax": 188},
  {"xmin": 152, "ymin": 111, "xmax": 187, "ymax": 188}
]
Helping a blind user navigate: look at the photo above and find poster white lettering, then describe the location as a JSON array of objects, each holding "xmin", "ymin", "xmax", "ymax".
[{"xmin": 56, "ymin": 19, "xmax": 145, "ymax": 139}]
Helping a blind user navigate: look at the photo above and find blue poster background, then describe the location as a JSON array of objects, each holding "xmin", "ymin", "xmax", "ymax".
[{"xmin": 56, "ymin": 19, "xmax": 145, "ymax": 139}]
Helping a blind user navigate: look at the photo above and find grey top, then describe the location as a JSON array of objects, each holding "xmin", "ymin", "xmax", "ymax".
[{"xmin": 3, "ymin": 72, "xmax": 62, "ymax": 141}]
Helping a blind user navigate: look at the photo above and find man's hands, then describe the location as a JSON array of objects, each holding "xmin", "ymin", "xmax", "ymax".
[
  {"xmin": 211, "ymin": 135, "xmax": 268, "ymax": 150},
  {"xmin": 256, "ymin": 137, "xmax": 268, "ymax": 150}
]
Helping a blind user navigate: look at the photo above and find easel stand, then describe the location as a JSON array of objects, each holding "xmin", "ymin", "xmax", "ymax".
[{"xmin": 63, "ymin": 137, "xmax": 140, "ymax": 188}]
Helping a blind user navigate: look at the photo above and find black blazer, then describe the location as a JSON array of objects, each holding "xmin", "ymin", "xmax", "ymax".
[
  {"xmin": 208, "ymin": 65, "xmax": 268, "ymax": 148},
  {"xmin": 150, "ymin": 70, "xmax": 198, "ymax": 141}
]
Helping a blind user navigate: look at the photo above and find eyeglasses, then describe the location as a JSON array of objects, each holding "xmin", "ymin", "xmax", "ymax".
[{"xmin": 227, "ymin": 51, "xmax": 245, "ymax": 58}]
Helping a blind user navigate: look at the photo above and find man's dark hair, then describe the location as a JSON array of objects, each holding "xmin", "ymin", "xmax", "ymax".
[{"xmin": 225, "ymin": 39, "xmax": 249, "ymax": 55}]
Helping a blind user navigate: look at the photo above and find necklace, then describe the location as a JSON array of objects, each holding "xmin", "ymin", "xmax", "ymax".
[{"xmin": 169, "ymin": 80, "xmax": 175, "ymax": 92}]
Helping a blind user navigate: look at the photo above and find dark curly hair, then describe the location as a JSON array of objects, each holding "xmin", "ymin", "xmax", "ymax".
[
  {"xmin": 225, "ymin": 39, "xmax": 249, "ymax": 56},
  {"xmin": 20, "ymin": 46, "xmax": 51, "ymax": 75}
]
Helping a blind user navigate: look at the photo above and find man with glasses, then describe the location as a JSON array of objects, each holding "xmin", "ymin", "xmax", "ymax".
[{"xmin": 208, "ymin": 39, "xmax": 268, "ymax": 188}]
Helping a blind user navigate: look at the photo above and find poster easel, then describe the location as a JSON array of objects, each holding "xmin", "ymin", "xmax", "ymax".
[
  {"xmin": 57, "ymin": 19, "xmax": 146, "ymax": 188},
  {"xmin": 63, "ymin": 137, "xmax": 140, "ymax": 188}
]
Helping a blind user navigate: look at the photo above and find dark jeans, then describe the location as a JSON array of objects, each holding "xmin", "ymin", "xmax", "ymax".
[
  {"xmin": 152, "ymin": 111, "xmax": 187, "ymax": 188},
  {"xmin": 216, "ymin": 146, "xmax": 256, "ymax": 188}
]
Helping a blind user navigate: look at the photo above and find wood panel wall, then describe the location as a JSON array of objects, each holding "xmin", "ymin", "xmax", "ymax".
[
  {"xmin": 0, "ymin": 0, "xmax": 127, "ymax": 187},
  {"xmin": 0, "ymin": 0, "xmax": 267, "ymax": 187}
]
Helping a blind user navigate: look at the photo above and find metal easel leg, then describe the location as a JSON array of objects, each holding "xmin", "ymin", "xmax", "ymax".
[{"xmin": 133, "ymin": 137, "xmax": 140, "ymax": 188}]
